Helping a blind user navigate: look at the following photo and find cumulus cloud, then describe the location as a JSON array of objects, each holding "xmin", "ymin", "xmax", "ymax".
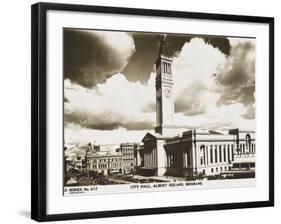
[
  {"xmin": 64, "ymin": 29, "xmax": 135, "ymax": 88},
  {"xmin": 64, "ymin": 73, "xmax": 155, "ymax": 131},
  {"xmin": 122, "ymin": 33, "xmax": 231, "ymax": 83},
  {"xmin": 215, "ymin": 40, "xmax": 256, "ymax": 119},
  {"xmin": 172, "ymin": 38, "xmax": 226, "ymax": 116},
  {"xmin": 64, "ymin": 33, "xmax": 255, "ymax": 144}
]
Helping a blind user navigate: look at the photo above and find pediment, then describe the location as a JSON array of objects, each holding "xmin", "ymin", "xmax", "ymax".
[{"xmin": 142, "ymin": 132, "xmax": 157, "ymax": 143}]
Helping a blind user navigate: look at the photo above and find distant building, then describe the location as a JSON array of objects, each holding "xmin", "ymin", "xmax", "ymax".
[
  {"xmin": 120, "ymin": 143, "xmax": 137, "ymax": 173},
  {"xmin": 65, "ymin": 157, "xmax": 74, "ymax": 172},
  {"xmin": 93, "ymin": 145, "xmax": 100, "ymax": 152},
  {"xmin": 86, "ymin": 151, "xmax": 123, "ymax": 175},
  {"xmin": 74, "ymin": 154, "xmax": 86, "ymax": 171}
]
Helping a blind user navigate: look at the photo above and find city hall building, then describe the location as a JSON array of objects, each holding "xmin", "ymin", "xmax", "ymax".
[{"xmin": 137, "ymin": 38, "xmax": 256, "ymax": 178}]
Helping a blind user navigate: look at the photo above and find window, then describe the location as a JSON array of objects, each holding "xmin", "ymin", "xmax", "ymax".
[
  {"xmin": 211, "ymin": 168, "xmax": 213, "ymax": 173},
  {"xmin": 216, "ymin": 167, "xmax": 218, "ymax": 172}
]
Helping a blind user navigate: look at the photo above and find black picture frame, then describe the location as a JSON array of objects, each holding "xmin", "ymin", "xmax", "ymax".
[{"xmin": 31, "ymin": 2, "xmax": 274, "ymax": 222}]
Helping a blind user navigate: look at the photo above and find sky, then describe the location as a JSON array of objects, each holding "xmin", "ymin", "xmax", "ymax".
[{"xmin": 63, "ymin": 29, "xmax": 256, "ymax": 145}]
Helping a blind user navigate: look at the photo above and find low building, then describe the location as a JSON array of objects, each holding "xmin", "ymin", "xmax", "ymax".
[
  {"xmin": 86, "ymin": 151, "xmax": 123, "ymax": 175},
  {"xmin": 120, "ymin": 143, "xmax": 137, "ymax": 173},
  {"xmin": 74, "ymin": 154, "xmax": 86, "ymax": 171}
]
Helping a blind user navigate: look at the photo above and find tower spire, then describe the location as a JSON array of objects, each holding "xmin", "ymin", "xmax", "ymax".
[{"xmin": 159, "ymin": 34, "xmax": 167, "ymax": 56}]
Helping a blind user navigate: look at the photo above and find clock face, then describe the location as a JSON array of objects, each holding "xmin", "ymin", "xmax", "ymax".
[{"xmin": 164, "ymin": 88, "xmax": 171, "ymax": 97}]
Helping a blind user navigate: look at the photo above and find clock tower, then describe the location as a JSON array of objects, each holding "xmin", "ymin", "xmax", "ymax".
[{"xmin": 155, "ymin": 35, "xmax": 176, "ymax": 136}]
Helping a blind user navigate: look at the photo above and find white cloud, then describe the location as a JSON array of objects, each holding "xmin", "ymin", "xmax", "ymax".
[
  {"xmin": 65, "ymin": 73, "xmax": 155, "ymax": 133},
  {"xmin": 172, "ymin": 38, "xmax": 226, "ymax": 115},
  {"xmin": 65, "ymin": 37, "xmax": 256, "ymax": 144},
  {"xmin": 64, "ymin": 30, "xmax": 135, "ymax": 87},
  {"xmin": 65, "ymin": 123, "xmax": 150, "ymax": 145}
]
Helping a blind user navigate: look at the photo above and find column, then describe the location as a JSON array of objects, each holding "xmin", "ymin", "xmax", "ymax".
[
  {"xmin": 183, "ymin": 149, "xmax": 186, "ymax": 168},
  {"xmin": 172, "ymin": 150, "xmax": 174, "ymax": 168},
  {"xmin": 154, "ymin": 148, "xmax": 156, "ymax": 168},
  {"xmin": 192, "ymin": 143, "xmax": 196, "ymax": 170},
  {"xmin": 152, "ymin": 149, "xmax": 154, "ymax": 167},
  {"xmin": 186, "ymin": 148, "xmax": 189, "ymax": 167},
  {"xmin": 214, "ymin": 145, "xmax": 217, "ymax": 164},
  {"xmin": 153, "ymin": 148, "xmax": 157, "ymax": 167},
  {"xmin": 177, "ymin": 147, "xmax": 180, "ymax": 168},
  {"xmin": 225, "ymin": 145, "xmax": 228, "ymax": 164},
  {"xmin": 151, "ymin": 150, "xmax": 153, "ymax": 167},
  {"xmin": 204, "ymin": 146, "xmax": 207, "ymax": 165},
  {"xmin": 208, "ymin": 145, "xmax": 211, "ymax": 165},
  {"xmin": 151, "ymin": 149, "xmax": 153, "ymax": 167},
  {"xmin": 167, "ymin": 151, "xmax": 171, "ymax": 167},
  {"xmin": 222, "ymin": 145, "xmax": 225, "ymax": 163},
  {"xmin": 149, "ymin": 150, "xmax": 152, "ymax": 168},
  {"xmin": 145, "ymin": 152, "xmax": 147, "ymax": 167},
  {"xmin": 196, "ymin": 144, "xmax": 200, "ymax": 169},
  {"xmin": 166, "ymin": 151, "xmax": 169, "ymax": 167},
  {"xmin": 178, "ymin": 147, "xmax": 181, "ymax": 168},
  {"xmin": 175, "ymin": 150, "xmax": 177, "ymax": 168}
]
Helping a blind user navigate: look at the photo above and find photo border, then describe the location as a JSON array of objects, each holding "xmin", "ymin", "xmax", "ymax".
[{"xmin": 31, "ymin": 2, "xmax": 274, "ymax": 222}]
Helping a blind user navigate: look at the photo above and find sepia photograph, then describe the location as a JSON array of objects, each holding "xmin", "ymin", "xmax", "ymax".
[
  {"xmin": 63, "ymin": 28, "xmax": 256, "ymax": 195},
  {"xmin": 31, "ymin": 3, "xmax": 274, "ymax": 221}
]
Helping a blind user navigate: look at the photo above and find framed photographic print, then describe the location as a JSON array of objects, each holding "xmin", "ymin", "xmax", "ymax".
[{"xmin": 31, "ymin": 2, "xmax": 274, "ymax": 222}]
